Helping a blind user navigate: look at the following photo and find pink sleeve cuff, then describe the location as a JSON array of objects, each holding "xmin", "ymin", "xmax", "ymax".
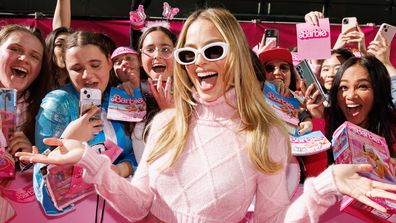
[
  {"xmin": 76, "ymin": 143, "xmax": 112, "ymax": 181},
  {"xmin": 311, "ymin": 165, "xmax": 340, "ymax": 196}
]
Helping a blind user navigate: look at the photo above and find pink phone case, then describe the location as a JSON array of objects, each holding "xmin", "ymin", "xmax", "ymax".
[
  {"xmin": 341, "ymin": 17, "xmax": 357, "ymax": 33},
  {"xmin": 374, "ymin": 23, "xmax": 396, "ymax": 44}
]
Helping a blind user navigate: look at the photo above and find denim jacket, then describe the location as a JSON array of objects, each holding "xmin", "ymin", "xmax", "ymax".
[{"xmin": 35, "ymin": 83, "xmax": 137, "ymax": 168}]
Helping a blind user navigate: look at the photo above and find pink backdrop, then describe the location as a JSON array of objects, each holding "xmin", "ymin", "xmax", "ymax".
[{"xmin": 0, "ymin": 17, "xmax": 395, "ymax": 64}]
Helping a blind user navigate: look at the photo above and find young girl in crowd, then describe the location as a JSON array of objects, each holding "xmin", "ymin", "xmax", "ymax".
[
  {"xmin": 46, "ymin": 27, "xmax": 74, "ymax": 88},
  {"xmin": 35, "ymin": 31, "xmax": 137, "ymax": 177},
  {"xmin": 319, "ymin": 48, "xmax": 354, "ymax": 91},
  {"xmin": 258, "ymin": 48, "xmax": 313, "ymax": 135},
  {"xmin": 111, "ymin": 46, "xmax": 140, "ymax": 93},
  {"xmin": 0, "ymin": 24, "xmax": 51, "ymax": 155},
  {"xmin": 120, "ymin": 26, "xmax": 176, "ymax": 163},
  {"xmin": 137, "ymin": 26, "xmax": 176, "ymax": 110},
  {"xmin": 46, "ymin": 0, "xmax": 73, "ymax": 88},
  {"xmin": 259, "ymin": 48, "xmax": 329, "ymax": 178},
  {"xmin": 17, "ymin": 8, "xmax": 396, "ymax": 222}
]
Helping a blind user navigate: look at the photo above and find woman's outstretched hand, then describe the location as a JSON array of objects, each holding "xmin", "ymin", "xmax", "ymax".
[
  {"xmin": 15, "ymin": 138, "xmax": 85, "ymax": 166},
  {"xmin": 334, "ymin": 164, "xmax": 396, "ymax": 213}
]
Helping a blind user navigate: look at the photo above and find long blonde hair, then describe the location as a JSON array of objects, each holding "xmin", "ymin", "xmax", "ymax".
[{"xmin": 147, "ymin": 8, "xmax": 290, "ymax": 174}]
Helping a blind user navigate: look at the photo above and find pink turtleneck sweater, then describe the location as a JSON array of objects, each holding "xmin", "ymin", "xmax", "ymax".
[{"xmin": 77, "ymin": 89, "xmax": 339, "ymax": 223}]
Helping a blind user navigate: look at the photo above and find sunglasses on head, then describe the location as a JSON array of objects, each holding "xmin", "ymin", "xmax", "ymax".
[
  {"xmin": 174, "ymin": 42, "xmax": 229, "ymax": 65},
  {"xmin": 264, "ymin": 63, "xmax": 290, "ymax": 73}
]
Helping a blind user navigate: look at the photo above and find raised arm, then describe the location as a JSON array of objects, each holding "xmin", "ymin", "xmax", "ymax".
[
  {"xmin": 367, "ymin": 32, "xmax": 396, "ymax": 105},
  {"xmin": 52, "ymin": 0, "xmax": 71, "ymax": 30}
]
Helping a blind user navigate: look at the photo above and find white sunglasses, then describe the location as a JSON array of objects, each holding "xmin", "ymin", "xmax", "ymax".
[{"xmin": 174, "ymin": 42, "xmax": 229, "ymax": 65}]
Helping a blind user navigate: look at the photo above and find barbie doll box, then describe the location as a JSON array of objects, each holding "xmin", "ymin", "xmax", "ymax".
[
  {"xmin": 0, "ymin": 88, "xmax": 16, "ymax": 178},
  {"xmin": 0, "ymin": 88, "xmax": 16, "ymax": 148},
  {"xmin": 0, "ymin": 148, "xmax": 15, "ymax": 178},
  {"xmin": 332, "ymin": 121, "xmax": 396, "ymax": 222},
  {"xmin": 107, "ymin": 87, "xmax": 146, "ymax": 122},
  {"xmin": 263, "ymin": 82, "xmax": 299, "ymax": 134},
  {"xmin": 44, "ymin": 140, "xmax": 122, "ymax": 211},
  {"xmin": 290, "ymin": 131, "xmax": 331, "ymax": 156}
]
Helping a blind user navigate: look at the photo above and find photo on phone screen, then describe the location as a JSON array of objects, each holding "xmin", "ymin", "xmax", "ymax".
[
  {"xmin": 79, "ymin": 88, "xmax": 102, "ymax": 121},
  {"xmin": 373, "ymin": 23, "xmax": 396, "ymax": 43},
  {"xmin": 264, "ymin": 28, "xmax": 279, "ymax": 48},
  {"xmin": 341, "ymin": 17, "xmax": 357, "ymax": 33},
  {"xmin": 295, "ymin": 60, "xmax": 328, "ymax": 102}
]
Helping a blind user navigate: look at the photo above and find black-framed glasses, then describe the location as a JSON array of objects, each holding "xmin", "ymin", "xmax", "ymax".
[
  {"xmin": 174, "ymin": 42, "xmax": 229, "ymax": 65},
  {"xmin": 141, "ymin": 45, "xmax": 173, "ymax": 59},
  {"xmin": 264, "ymin": 63, "xmax": 290, "ymax": 73}
]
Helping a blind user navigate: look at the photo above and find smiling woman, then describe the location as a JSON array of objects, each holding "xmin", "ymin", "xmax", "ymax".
[
  {"xmin": 327, "ymin": 55, "xmax": 396, "ymax": 156},
  {"xmin": 0, "ymin": 24, "xmax": 51, "ymax": 155}
]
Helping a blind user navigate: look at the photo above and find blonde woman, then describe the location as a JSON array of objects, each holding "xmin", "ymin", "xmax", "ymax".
[{"xmin": 17, "ymin": 8, "xmax": 396, "ymax": 222}]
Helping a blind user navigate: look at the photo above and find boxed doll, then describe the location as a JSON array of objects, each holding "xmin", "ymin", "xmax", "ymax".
[
  {"xmin": 332, "ymin": 121, "xmax": 396, "ymax": 222},
  {"xmin": 263, "ymin": 82, "xmax": 299, "ymax": 135},
  {"xmin": 43, "ymin": 140, "xmax": 122, "ymax": 211},
  {"xmin": 107, "ymin": 87, "xmax": 146, "ymax": 122},
  {"xmin": 0, "ymin": 148, "xmax": 15, "ymax": 178}
]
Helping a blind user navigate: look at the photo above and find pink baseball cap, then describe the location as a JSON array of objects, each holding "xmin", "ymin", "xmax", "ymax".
[{"xmin": 111, "ymin": 46, "xmax": 138, "ymax": 60}]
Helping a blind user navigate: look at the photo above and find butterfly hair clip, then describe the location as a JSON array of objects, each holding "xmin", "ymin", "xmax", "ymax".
[
  {"xmin": 129, "ymin": 4, "xmax": 147, "ymax": 30},
  {"xmin": 162, "ymin": 2, "xmax": 179, "ymax": 20}
]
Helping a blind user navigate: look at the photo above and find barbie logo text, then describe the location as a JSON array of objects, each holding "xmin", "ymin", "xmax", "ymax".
[
  {"xmin": 291, "ymin": 136, "xmax": 323, "ymax": 144},
  {"xmin": 111, "ymin": 94, "xmax": 144, "ymax": 105},
  {"xmin": 350, "ymin": 125, "xmax": 385, "ymax": 147},
  {"xmin": 298, "ymin": 28, "xmax": 329, "ymax": 40},
  {"xmin": 267, "ymin": 92, "xmax": 296, "ymax": 111}
]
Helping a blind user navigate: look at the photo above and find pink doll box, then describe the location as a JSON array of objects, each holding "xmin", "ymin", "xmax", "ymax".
[
  {"xmin": 0, "ymin": 148, "xmax": 15, "ymax": 178},
  {"xmin": 45, "ymin": 140, "xmax": 123, "ymax": 211},
  {"xmin": 332, "ymin": 121, "xmax": 396, "ymax": 222}
]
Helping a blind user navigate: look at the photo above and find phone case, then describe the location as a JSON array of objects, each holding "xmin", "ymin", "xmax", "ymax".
[
  {"xmin": 373, "ymin": 23, "xmax": 396, "ymax": 44},
  {"xmin": 295, "ymin": 59, "xmax": 328, "ymax": 102},
  {"xmin": 79, "ymin": 88, "xmax": 101, "ymax": 120},
  {"xmin": 341, "ymin": 17, "xmax": 357, "ymax": 33},
  {"xmin": 264, "ymin": 29, "xmax": 279, "ymax": 47},
  {"xmin": 0, "ymin": 89, "xmax": 16, "ymax": 148}
]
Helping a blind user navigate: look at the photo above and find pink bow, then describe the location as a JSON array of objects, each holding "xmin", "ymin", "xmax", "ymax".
[
  {"xmin": 162, "ymin": 2, "xmax": 179, "ymax": 20},
  {"xmin": 129, "ymin": 4, "xmax": 146, "ymax": 30}
]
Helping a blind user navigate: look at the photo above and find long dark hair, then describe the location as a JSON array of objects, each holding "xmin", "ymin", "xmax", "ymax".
[
  {"xmin": 45, "ymin": 26, "xmax": 74, "ymax": 88},
  {"xmin": 327, "ymin": 55, "xmax": 396, "ymax": 157},
  {"xmin": 0, "ymin": 24, "xmax": 52, "ymax": 143},
  {"xmin": 135, "ymin": 26, "xmax": 177, "ymax": 140}
]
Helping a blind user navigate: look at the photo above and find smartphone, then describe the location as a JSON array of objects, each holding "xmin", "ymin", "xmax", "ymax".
[
  {"xmin": 341, "ymin": 17, "xmax": 357, "ymax": 33},
  {"xmin": 264, "ymin": 28, "xmax": 279, "ymax": 47},
  {"xmin": 79, "ymin": 88, "xmax": 101, "ymax": 120},
  {"xmin": 295, "ymin": 59, "xmax": 328, "ymax": 102},
  {"xmin": 373, "ymin": 23, "xmax": 396, "ymax": 44}
]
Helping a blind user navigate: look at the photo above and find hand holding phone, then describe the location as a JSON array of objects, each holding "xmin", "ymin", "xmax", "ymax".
[
  {"xmin": 263, "ymin": 28, "xmax": 279, "ymax": 48},
  {"xmin": 296, "ymin": 60, "xmax": 328, "ymax": 102},
  {"xmin": 341, "ymin": 17, "xmax": 357, "ymax": 33},
  {"xmin": 79, "ymin": 88, "xmax": 102, "ymax": 121},
  {"xmin": 373, "ymin": 23, "xmax": 396, "ymax": 44}
]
